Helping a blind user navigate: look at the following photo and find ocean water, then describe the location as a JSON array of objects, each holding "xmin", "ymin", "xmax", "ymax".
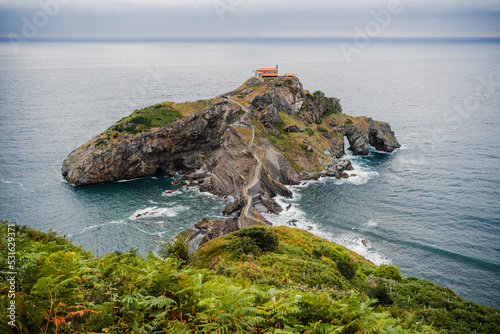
[{"xmin": 0, "ymin": 39, "xmax": 499, "ymax": 309}]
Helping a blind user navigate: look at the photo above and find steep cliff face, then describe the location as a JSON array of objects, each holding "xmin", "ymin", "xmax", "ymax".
[
  {"xmin": 62, "ymin": 76, "xmax": 400, "ymax": 223},
  {"xmin": 62, "ymin": 100, "xmax": 240, "ymax": 186},
  {"xmin": 200, "ymin": 127, "xmax": 256, "ymax": 198}
]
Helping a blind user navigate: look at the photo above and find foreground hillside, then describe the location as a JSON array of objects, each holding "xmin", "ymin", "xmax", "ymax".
[{"xmin": 1, "ymin": 221, "xmax": 499, "ymax": 333}]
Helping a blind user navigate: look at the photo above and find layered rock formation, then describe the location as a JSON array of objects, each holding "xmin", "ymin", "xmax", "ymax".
[
  {"xmin": 344, "ymin": 117, "xmax": 400, "ymax": 155},
  {"xmin": 62, "ymin": 101, "xmax": 241, "ymax": 186},
  {"xmin": 62, "ymin": 76, "xmax": 400, "ymax": 229}
]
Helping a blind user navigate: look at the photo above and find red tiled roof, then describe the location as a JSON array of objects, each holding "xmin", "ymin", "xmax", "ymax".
[
  {"xmin": 256, "ymin": 68, "xmax": 278, "ymax": 71},
  {"xmin": 285, "ymin": 73, "xmax": 296, "ymax": 77}
]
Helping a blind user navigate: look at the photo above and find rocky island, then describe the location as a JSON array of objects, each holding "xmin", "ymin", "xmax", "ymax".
[{"xmin": 62, "ymin": 76, "xmax": 399, "ymax": 241}]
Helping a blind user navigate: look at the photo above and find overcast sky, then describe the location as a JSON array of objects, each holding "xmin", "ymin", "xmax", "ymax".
[{"xmin": 1, "ymin": 0, "xmax": 499, "ymax": 38}]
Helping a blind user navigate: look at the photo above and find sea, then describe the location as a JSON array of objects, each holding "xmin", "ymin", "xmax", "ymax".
[{"xmin": 0, "ymin": 38, "xmax": 499, "ymax": 309}]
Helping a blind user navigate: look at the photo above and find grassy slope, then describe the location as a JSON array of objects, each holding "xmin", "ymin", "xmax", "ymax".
[
  {"xmin": 2, "ymin": 221, "xmax": 499, "ymax": 333},
  {"xmin": 86, "ymin": 98, "xmax": 220, "ymax": 149}
]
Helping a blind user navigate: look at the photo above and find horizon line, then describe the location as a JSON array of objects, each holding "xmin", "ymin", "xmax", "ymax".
[{"xmin": 1, "ymin": 36, "xmax": 500, "ymax": 43}]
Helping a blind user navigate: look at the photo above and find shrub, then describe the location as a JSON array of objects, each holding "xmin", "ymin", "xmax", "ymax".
[
  {"xmin": 95, "ymin": 138, "xmax": 105, "ymax": 146},
  {"xmin": 130, "ymin": 115, "xmax": 150, "ymax": 126},
  {"xmin": 368, "ymin": 283, "xmax": 394, "ymax": 306},
  {"xmin": 373, "ymin": 264, "xmax": 403, "ymax": 282},
  {"xmin": 111, "ymin": 124, "xmax": 124, "ymax": 132},
  {"xmin": 299, "ymin": 143, "xmax": 309, "ymax": 151},
  {"xmin": 305, "ymin": 127, "xmax": 314, "ymax": 136},
  {"xmin": 317, "ymin": 126, "xmax": 328, "ymax": 132},
  {"xmin": 228, "ymin": 235, "xmax": 261, "ymax": 255},
  {"xmin": 230, "ymin": 227, "xmax": 279, "ymax": 254},
  {"xmin": 345, "ymin": 118, "xmax": 353, "ymax": 125},
  {"xmin": 312, "ymin": 243, "xmax": 358, "ymax": 279},
  {"xmin": 159, "ymin": 232, "xmax": 190, "ymax": 263},
  {"xmin": 273, "ymin": 121, "xmax": 284, "ymax": 129},
  {"xmin": 336, "ymin": 256, "xmax": 357, "ymax": 280},
  {"xmin": 124, "ymin": 124, "xmax": 137, "ymax": 133}
]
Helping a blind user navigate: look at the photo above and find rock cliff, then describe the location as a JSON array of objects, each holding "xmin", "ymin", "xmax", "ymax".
[{"xmin": 62, "ymin": 76, "xmax": 400, "ymax": 227}]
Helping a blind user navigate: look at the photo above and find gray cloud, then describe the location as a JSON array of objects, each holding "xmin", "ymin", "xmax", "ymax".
[{"xmin": 0, "ymin": 0, "xmax": 499, "ymax": 38}]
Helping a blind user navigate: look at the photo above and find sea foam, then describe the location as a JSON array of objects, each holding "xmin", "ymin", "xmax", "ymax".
[
  {"xmin": 263, "ymin": 189, "xmax": 391, "ymax": 266},
  {"xmin": 129, "ymin": 207, "xmax": 178, "ymax": 220}
]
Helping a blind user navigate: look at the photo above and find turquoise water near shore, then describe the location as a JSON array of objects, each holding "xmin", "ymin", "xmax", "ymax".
[{"xmin": 0, "ymin": 39, "xmax": 499, "ymax": 308}]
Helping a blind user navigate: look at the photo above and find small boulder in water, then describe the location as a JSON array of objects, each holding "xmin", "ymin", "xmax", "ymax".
[
  {"xmin": 162, "ymin": 189, "xmax": 178, "ymax": 196},
  {"xmin": 192, "ymin": 167, "xmax": 208, "ymax": 180}
]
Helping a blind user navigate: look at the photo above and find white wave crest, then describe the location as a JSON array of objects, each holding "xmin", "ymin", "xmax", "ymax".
[
  {"xmin": 263, "ymin": 193, "xmax": 391, "ymax": 266},
  {"xmin": 117, "ymin": 178, "xmax": 142, "ymax": 183},
  {"xmin": 162, "ymin": 189, "xmax": 181, "ymax": 197},
  {"xmin": 129, "ymin": 207, "xmax": 178, "ymax": 220}
]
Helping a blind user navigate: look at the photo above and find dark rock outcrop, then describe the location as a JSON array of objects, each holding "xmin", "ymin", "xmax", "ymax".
[
  {"xmin": 300, "ymin": 158, "xmax": 354, "ymax": 181},
  {"xmin": 261, "ymin": 196, "xmax": 283, "ymax": 214},
  {"xmin": 196, "ymin": 218, "xmax": 239, "ymax": 247},
  {"xmin": 250, "ymin": 78, "xmax": 306, "ymax": 129},
  {"xmin": 299, "ymin": 91, "xmax": 342, "ymax": 123},
  {"xmin": 343, "ymin": 117, "xmax": 400, "ymax": 155},
  {"xmin": 179, "ymin": 229, "xmax": 201, "ymax": 242},
  {"xmin": 284, "ymin": 125, "xmax": 302, "ymax": 133},
  {"xmin": 223, "ymin": 198, "xmax": 244, "ymax": 215}
]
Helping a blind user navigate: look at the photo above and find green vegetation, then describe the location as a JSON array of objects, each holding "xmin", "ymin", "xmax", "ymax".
[
  {"xmin": 305, "ymin": 127, "xmax": 314, "ymax": 136},
  {"xmin": 158, "ymin": 231, "xmax": 190, "ymax": 264},
  {"xmin": 323, "ymin": 100, "xmax": 339, "ymax": 117},
  {"xmin": 373, "ymin": 264, "xmax": 403, "ymax": 283},
  {"xmin": 304, "ymin": 90, "xmax": 339, "ymax": 117},
  {"xmin": 110, "ymin": 102, "xmax": 183, "ymax": 134},
  {"xmin": 228, "ymin": 227, "xmax": 279, "ymax": 255},
  {"xmin": 273, "ymin": 121, "xmax": 284, "ymax": 129},
  {"xmin": 299, "ymin": 143, "xmax": 309, "ymax": 151},
  {"xmin": 95, "ymin": 138, "xmax": 106, "ymax": 146},
  {"xmin": 312, "ymin": 243, "xmax": 358, "ymax": 280},
  {"xmin": 2, "ymin": 221, "xmax": 498, "ymax": 333},
  {"xmin": 317, "ymin": 126, "xmax": 328, "ymax": 133},
  {"xmin": 253, "ymin": 115, "xmax": 304, "ymax": 172}
]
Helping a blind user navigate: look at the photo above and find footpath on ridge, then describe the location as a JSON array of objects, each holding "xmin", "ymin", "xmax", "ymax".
[{"xmin": 227, "ymin": 98, "xmax": 266, "ymax": 228}]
